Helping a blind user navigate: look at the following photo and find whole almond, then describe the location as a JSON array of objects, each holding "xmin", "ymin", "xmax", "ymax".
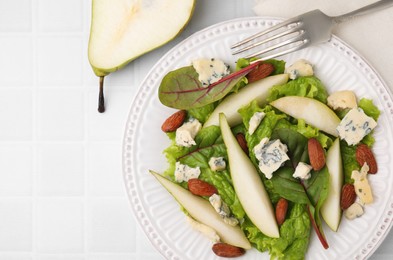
[
  {"xmin": 188, "ymin": 178, "xmax": 217, "ymax": 197},
  {"xmin": 236, "ymin": 133, "xmax": 249, "ymax": 155},
  {"xmin": 308, "ymin": 138, "xmax": 326, "ymax": 171},
  {"xmin": 341, "ymin": 183, "xmax": 357, "ymax": 210},
  {"xmin": 212, "ymin": 243, "xmax": 245, "ymax": 258},
  {"xmin": 161, "ymin": 110, "xmax": 187, "ymax": 132},
  {"xmin": 356, "ymin": 144, "xmax": 378, "ymax": 174},
  {"xmin": 246, "ymin": 63, "xmax": 274, "ymax": 83},
  {"xmin": 275, "ymin": 198, "xmax": 288, "ymax": 226}
]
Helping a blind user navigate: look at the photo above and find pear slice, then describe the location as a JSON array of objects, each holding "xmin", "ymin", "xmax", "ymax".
[
  {"xmin": 88, "ymin": 0, "xmax": 195, "ymax": 112},
  {"xmin": 150, "ymin": 170, "xmax": 251, "ymax": 249},
  {"xmin": 203, "ymin": 74, "xmax": 289, "ymax": 127},
  {"xmin": 270, "ymin": 96, "xmax": 340, "ymax": 136},
  {"xmin": 219, "ymin": 113, "xmax": 280, "ymax": 238},
  {"xmin": 321, "ymin": 138, "xmax": 343, "ymax": 231}
]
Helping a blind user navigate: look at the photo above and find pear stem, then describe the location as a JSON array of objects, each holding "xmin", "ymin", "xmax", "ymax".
[{"xmin": 98, "ymin": 76, "xmax": 105, "ymax": 113}]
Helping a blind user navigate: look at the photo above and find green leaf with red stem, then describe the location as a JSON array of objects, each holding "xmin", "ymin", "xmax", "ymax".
[
  {"xmin": 270, "ymin": 128, "xmax": 330, "ymax": 249},
  {"xmin": 158, "ymin": 61, "xmax": 260, "ymax": 109}
]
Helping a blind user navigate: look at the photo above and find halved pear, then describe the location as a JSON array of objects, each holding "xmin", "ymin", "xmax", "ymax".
[
  {"xmin": 203, "ymin": 74, "xmax": 289, "ymax": 127},
  {"xmin": 150, "ymin": 170, "xmax": 251, "ymax": 249},
  {"xmin": 88, "ymin": 0, "xmax": 195, "ymax": 112},
  {"xmin": 321, "ymin": 138, "xmax": 343, "ymax": 231},
  {"xmin": 270, "ymin": 96, "xmax": 340, "ymax": 136},
  {"xmin": 219, "ymin": 113, "xmax": 280, "ymax": 238}
]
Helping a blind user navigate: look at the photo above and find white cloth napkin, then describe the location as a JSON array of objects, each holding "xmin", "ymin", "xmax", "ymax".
[{"xmin": 253, "ymin": 0, "xmax": 393, "ymax": 90}]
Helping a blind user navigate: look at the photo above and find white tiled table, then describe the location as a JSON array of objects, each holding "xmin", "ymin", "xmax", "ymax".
[{"xmin": 0, "ymin": 1, "xmax": 391, "ymax": 259}]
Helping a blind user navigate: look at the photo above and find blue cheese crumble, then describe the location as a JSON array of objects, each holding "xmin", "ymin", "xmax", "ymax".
[
  {"xmin": 208, "ymin": 157, "xmax": 226, "ymax": 171},
  {"xmin": 292, "ymin": 162, "xmax": 313, "ymax": 180},
  {"xmin": 336, "ymin": 107, "xmax": 377, "ymax": 145},
  {"xmin": 248, "ymin": 111, "xmax": 266, "ymax": 135},
  {"xmin": 174, "ymin": 162, "xmax": 201, "ymax": 183},
  {"xmin": 186, "ymin": 216, "xmax": 220, "ymax": 242},
  {"xmin": 253, "ymin": 137, "xmax": 290, "ymax": 179},
  {"xmin": 175, "ymin": 119, "xmax": 202, "ymax": 147},
  {"xmin": 209, "ymin": 194, "xmax": 239, "ymax": 226},
  {"xmin": 285, "ymin": 59, "xmax": 314, "ymax": 79},
  {"xmin": 351, "ymin": 163, "xmax": 373, "ymax": 204},
  {"xmin": 192, "ymin": 58, "xmax": 230, "ymax": 87},
  {"xmin": 327, "ymin": 90, "xmax": 357, "ymax": 110}
]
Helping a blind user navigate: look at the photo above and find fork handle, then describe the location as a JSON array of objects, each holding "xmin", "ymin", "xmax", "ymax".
[{"xmin": 333, "ymin": 0, "xmax": 393, "ymax": 24}]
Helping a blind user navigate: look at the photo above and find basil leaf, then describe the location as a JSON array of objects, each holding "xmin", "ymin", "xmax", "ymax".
[{"xmin": 159, "ymin": 62, "xmax": 260, "ymax": 109}]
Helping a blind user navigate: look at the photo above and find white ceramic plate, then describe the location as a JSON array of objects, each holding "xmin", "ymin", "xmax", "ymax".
[{"xmin": 122, "ymin": 17, "xmax": 393, "ymax": 260}]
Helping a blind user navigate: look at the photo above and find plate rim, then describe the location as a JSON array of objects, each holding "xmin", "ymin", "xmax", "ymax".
[{"xmin": 122, "ymin": 16, "xmax": 393, "ymax": 260}]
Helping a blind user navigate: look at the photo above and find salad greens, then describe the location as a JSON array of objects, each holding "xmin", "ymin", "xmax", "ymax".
[
  {"xmin": 159, "ymin": 58, "xmax": 380, "ymax": 259},
  {"xmin": 158, "ymin": 61, "xmax": 259, "ymax": 109}
]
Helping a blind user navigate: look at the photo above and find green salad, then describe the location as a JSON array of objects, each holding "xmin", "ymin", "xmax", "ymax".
[{"xmin": 151, "ymin": 57, "xmax": 380, "ymax": 259}]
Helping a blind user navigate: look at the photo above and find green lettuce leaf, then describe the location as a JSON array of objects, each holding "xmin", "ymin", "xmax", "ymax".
[
  {"xmin": 164, "ymin": 125, "xmax": 245, "ymax": 218},
  {"xmin": 359, "ymin": 98, "xmax": 380, "ymax": 121},
  {"xmin": 267, "ymin": 76, "xmax": 328, "ymax": 103},
  {"xmin": 242, "ymin": 203, "xmax": 310, "ymax": 259}
]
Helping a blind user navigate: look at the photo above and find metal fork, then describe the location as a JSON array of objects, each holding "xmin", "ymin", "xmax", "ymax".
[{"xmin": 231, "ymin": 0, "xmax": 393, "ymax": 61}]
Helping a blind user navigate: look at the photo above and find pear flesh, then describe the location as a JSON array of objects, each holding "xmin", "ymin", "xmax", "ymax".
[
  {"xmin": 219, "ymin": 113, "xmax": 280, "ymax": 238},
  {"xmin": 321, "ymin": 138, "xmax": 343, "ymax": 231},
  {"xmin": 88, "ymin": 0, "xmax": 195, "ymax": 111},
  {"xmin": 270, "ymin": 96, "xmax": 341, "ymax": 136},
  {"xmin": 89, "ymin": 0, "xmax": 195, "ymax": 76},
  {"xmin": 203, "ymin": 74, "xmax": 289, "ymax": 128},
  {"xmin": 150, "ymin": 170, "xmax": 251, "ymax": 249}
]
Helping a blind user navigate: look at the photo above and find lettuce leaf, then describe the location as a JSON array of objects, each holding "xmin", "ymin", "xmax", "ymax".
[
  {"xmin": 339, "ymin": 98, "xmax": 380, "ymax": 183},
  {"xmin": 242, "ymin": 203, "xmax": 310, "ymax": 259},
  {"xmin": 163, "ymin": 125, "xmax": 245, "ymax": 218},
  {"xmin": 267, "ymin": 76, "xmax": 328, "ymax": 103}
]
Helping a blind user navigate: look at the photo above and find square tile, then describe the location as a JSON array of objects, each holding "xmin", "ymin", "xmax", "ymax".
[
  {"xmin": 0, "ymin": 199, "xmax": 32, "ymax": 251},
  {"xmin": 87, "ymin": 198, "xmax": 136, "ymax": 253},
  {"xmin": 0, "ymin": 145, "xmax": 32, "ymax": 196},
  {"xmin": 88, "ymin": 90, "xmax": 133, "ymax": 141},
  {"xmin": 87, "ymin": 143, "xmax": 123, "ymax": 196},
  {"xmin": 0, "ymin": 90, "xmax": 32, "ymax": 140},
  {"xmin": 38, "ymin": 0, "xmax": 82, "ymax": 32},
  {"xmin": 37, "ymin": 36, "xmax": 83, "ymax": 86},
  {"xmin": 0, "ymin": 0, "xmax": 32, "ymax": 32},
  {"xmin": 37, "ymin": 199, "xmax": 84, "ymax": 253},
  {"xmin": 0, "ymin": 36, "xmax": 33, "ymax": 86},
  {"xmin": 37, "ymin": 90, "xmax": 84, "ymax": 141},
  {"xmin": 38, "ymin": 144, "xmax": 84, "ymax": 196}
]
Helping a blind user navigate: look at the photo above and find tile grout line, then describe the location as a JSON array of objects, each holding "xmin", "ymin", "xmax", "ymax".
[
  {"xmin": 83, "ymin": 0, "xmax": 89, "ymax": 258},
  {"xmin": 31, "ymin": 0, "xmax": 38, "ymax": 259}
]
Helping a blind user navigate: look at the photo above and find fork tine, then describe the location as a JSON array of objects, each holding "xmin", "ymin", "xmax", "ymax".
[
  {"xmin": 232, "ymin": 26, "xmax": 302, "ymax": 55},
  {"xmin": 231, "ymin": 17, "xmax": 299, "ymax": 49},
  {"xmin": 244, "ymin": 33, "xmax": 308, "ymax": 59},
  {"xmin": 250, "ymin": 41, "xmax": 309, "ymax": 63}
]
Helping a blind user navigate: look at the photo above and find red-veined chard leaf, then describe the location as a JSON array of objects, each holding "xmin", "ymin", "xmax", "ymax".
[
  {"xmin": 158, "ymin": 62, "xmax": 260, "ymax": 109},
  {"xmin": 270, "ymin": 128, "xmax": 330, "ymax": 249}
]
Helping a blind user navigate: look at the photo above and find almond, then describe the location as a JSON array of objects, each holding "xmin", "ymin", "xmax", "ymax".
[
  {"xmin": 235, "ymin": 133, "xmax": 249, "ymax": 155},
  {"xmin": 275, "ymin": 198, "xmax": 288, "ymax": 225},
  {"xmin": 212, "ymin": 243, "xmax": 245, "ymax": 258},
  {"xmin": 188, "ymin": 178, "xmax": 217, "ymax": 197},
  {"xmin": 356, "ymin": 144, "xmax": 378, "ymax": 174},
  {"xmin": 246, "ymin": 63, "xmax": 274, "ymax": 83},
  {"xmin": 161, "ymin": 110, "xmax": 187, "ymax": 132},
  {"xmin": 340, "ymin": 183, "xmax": 357, "ymax": 210},
  {"xmin": 308, "ymin": 138, "xmax": 326, "ymax": 171}
]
